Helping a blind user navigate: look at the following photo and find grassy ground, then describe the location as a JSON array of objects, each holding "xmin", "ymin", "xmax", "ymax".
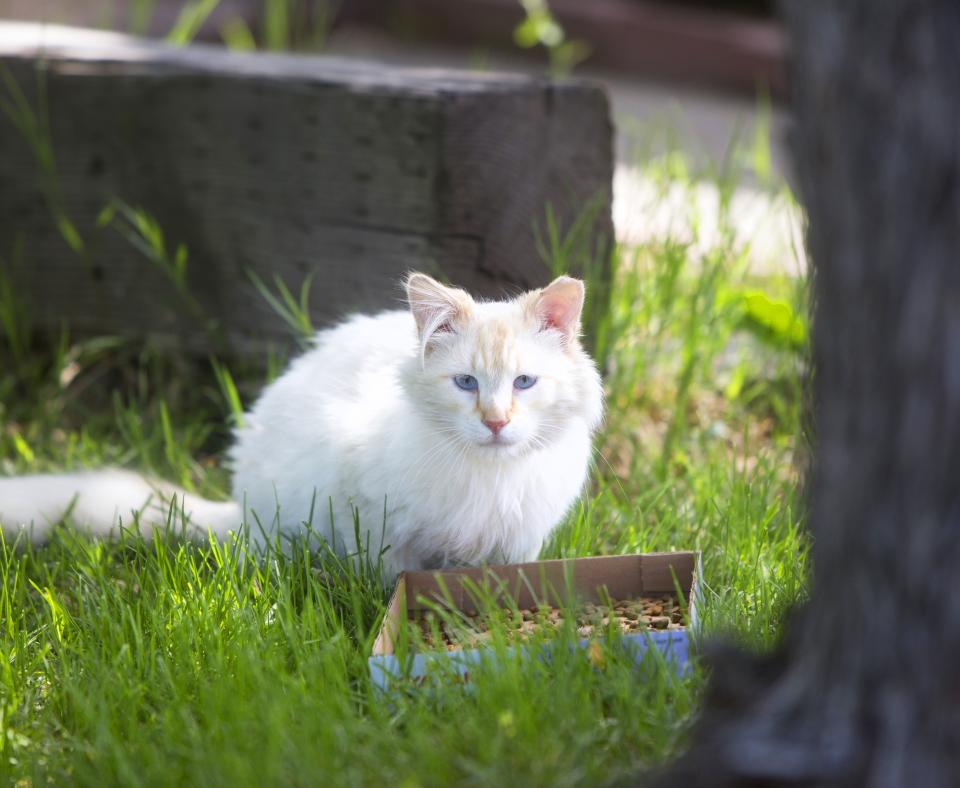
[{"xmin": 0, "ymin": 144, "xmax": 809, "ymax": 785}]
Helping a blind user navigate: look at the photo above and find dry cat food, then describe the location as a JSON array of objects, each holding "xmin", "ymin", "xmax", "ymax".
[{"xmin": 413, "ymin": 595, "xmax": 686, "ymax": 652}]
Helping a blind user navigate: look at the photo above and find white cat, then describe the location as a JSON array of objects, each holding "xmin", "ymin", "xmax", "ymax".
[{"xmin": 0, "ymin": 273, "xmax": 603, "ymax": 577}]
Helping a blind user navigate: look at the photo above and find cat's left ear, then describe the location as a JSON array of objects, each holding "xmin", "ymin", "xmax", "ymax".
[
  {"xmin": 405, "ymin": 273, "xmax": 472, "ymax": 358},
  {"xmin": 531, "ymin": 276, "xmax": 585, "ymax": 341}
]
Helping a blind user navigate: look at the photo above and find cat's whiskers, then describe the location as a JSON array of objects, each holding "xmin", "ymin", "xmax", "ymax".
[
  {"xmin": 526, "ymin": 417, "xmax": 567, "ymax": 454},
  {"xmin": 394, "ymin": 427, "xmax": 467, "ymax": 495}
]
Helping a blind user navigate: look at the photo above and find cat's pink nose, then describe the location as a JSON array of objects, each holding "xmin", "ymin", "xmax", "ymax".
[{"xmin": 483, "ymin": 419, "xmax": 509, "ymax": 436}]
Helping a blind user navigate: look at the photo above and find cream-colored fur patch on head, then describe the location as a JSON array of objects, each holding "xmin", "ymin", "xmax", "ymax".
[
  {"xmin": 403, "ymin": 274, "xmax": 603, "ymax": 456},
  {"xmin": 405, "ymin": 273, "xmax": 474, "ymax": 366}
]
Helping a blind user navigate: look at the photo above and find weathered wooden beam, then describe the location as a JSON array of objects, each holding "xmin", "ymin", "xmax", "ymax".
[
  {"xmin": 363, "ymin": 0, "xmax": 787, "ymax": 99},
  {"xmin": 0, "ymin": 23, "xmax": 612, "ymax": 356},
  {"xmin": 0, "ymin": 0, "xmax": 260, "ymax": 39}
]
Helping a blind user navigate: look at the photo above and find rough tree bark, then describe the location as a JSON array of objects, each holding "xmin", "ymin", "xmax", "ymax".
[{"xmin": 654, "ymin": 2, "xmax": 960, "ymax": 786}]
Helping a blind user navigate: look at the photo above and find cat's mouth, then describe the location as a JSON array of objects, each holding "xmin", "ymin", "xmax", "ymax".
[{"xmin": 478, "ymin": 434, "xmax": 517, "ymax": 450}]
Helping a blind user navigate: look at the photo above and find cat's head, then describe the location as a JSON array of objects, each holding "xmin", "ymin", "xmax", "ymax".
[{"xmin": 403, "ymin": 273, "xmax": 603, "ymax": 456}]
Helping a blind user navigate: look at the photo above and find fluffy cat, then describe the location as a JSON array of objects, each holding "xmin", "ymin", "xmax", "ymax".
[{"xmin": 0, "ymin": 273, "xmax": 603, "ymax": 577}]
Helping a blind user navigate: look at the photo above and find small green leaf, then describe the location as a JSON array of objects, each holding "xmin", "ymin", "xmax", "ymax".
[
  {"xmin": 166, "ymin": 0, "xmax": 223, "ymax": 46},
  {"xmin": 174, "ymin": 245, "xmax": 189, "ymax": 283},
  {"xmin": 738, "ymin": 289, "xmax": 807, "ymax": 350},
  {"xmin": 55, "ymin": 214, "xmax": 84, "ymax": 254},
  {"xmin": 513, "ymin": 18, "xmax": 540, "ymax": 48},
  {"xmin": 536, "ymin": 17, "xmax": 564, "ymax": 47},
  {"xmin": 12, "ymin": 432, "xmax": 34, "ymax": 464},
  {"xmin": 159, "ymin": 400, "xmax": 178, "ymax": 472},
  {"xmin": 211, "ymin": 358, "xmax": 244, "ymax": 427},
  {"xmin": 725, "ymin": 364, "xmax": 747, "ymax": 400},
  {"xmin": 220, "ymin": 17, "xmax": 257, "ymax": 51},
  {"xmin": 95, "ymin": 202, "xmax": 117, "ymax": 228},
  {"xmin": 263, "ymin": 0, "xmax": 289, "ymax": 51},
  {"xmin": 751, "ymin": 91, "xmax": 772, "ymax": 184}
]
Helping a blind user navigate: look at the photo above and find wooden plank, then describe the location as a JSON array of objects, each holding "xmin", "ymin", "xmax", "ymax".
[
  {"xmin": 0, "ymin": 23, "xmax": 613, "ymax": 356},
  {"xmin": 0, "ymin": 0, "xmax": 260, "ymax": 39},
  {"xmin": 358, "ymin": 0, "xmax": 787, "ymax": 99}
]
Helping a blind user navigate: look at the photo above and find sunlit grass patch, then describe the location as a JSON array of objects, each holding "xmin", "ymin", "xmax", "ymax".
[{"xmin": 0, "ymin": 138, "xmax": 808, "ymax": 783}]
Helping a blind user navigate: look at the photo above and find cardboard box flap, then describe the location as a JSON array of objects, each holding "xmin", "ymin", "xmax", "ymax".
[
  {"xmin": 400, "ymin": 552, "xmax": 697, "ymax": 615},
  {"xmin": 638, "ymin": 552, "xmax": 698, "ymax": 594},
  {"xmin": 371, "ymin": 576, "xmax": 406, "ymax": 657}
]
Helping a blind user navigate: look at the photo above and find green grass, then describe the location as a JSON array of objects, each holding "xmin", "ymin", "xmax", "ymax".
[{"xmin": 0, "ymin": 145, "xmax": 809, "ymax": 784}]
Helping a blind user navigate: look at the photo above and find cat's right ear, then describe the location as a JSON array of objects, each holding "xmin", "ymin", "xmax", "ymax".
[{"xmin": 405, "ymin": 273, "xmax": 471, "ymax": 361}]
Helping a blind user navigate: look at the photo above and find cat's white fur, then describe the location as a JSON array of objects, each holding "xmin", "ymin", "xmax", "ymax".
[{"xmin": 0, "ymin": 274, "xmax": 603, "ymax": 576}]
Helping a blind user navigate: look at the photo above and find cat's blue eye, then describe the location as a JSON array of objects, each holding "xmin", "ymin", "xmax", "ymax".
[
  {"xmin": 513, "ymin": 375, "xmax": 538, "ymax": 390},
  {"xmin": 454, "ymin": 374, "xmax": 479, "ymax": 391}
]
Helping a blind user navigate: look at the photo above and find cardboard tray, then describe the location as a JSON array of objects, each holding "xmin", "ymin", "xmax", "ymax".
[{"xmin": 369, "ymin": 551, "xmax": 701, "ymax": 688}]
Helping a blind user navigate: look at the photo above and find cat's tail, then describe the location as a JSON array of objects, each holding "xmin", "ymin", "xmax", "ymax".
[{"xmin": 0, "ymin": 469, "xmax": 242, "ymax": 545}]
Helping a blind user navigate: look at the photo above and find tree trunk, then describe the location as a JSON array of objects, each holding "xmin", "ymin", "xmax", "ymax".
[{"xmin": 655, "ymin": 2, "xmax": 960, "ymax": 786}]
